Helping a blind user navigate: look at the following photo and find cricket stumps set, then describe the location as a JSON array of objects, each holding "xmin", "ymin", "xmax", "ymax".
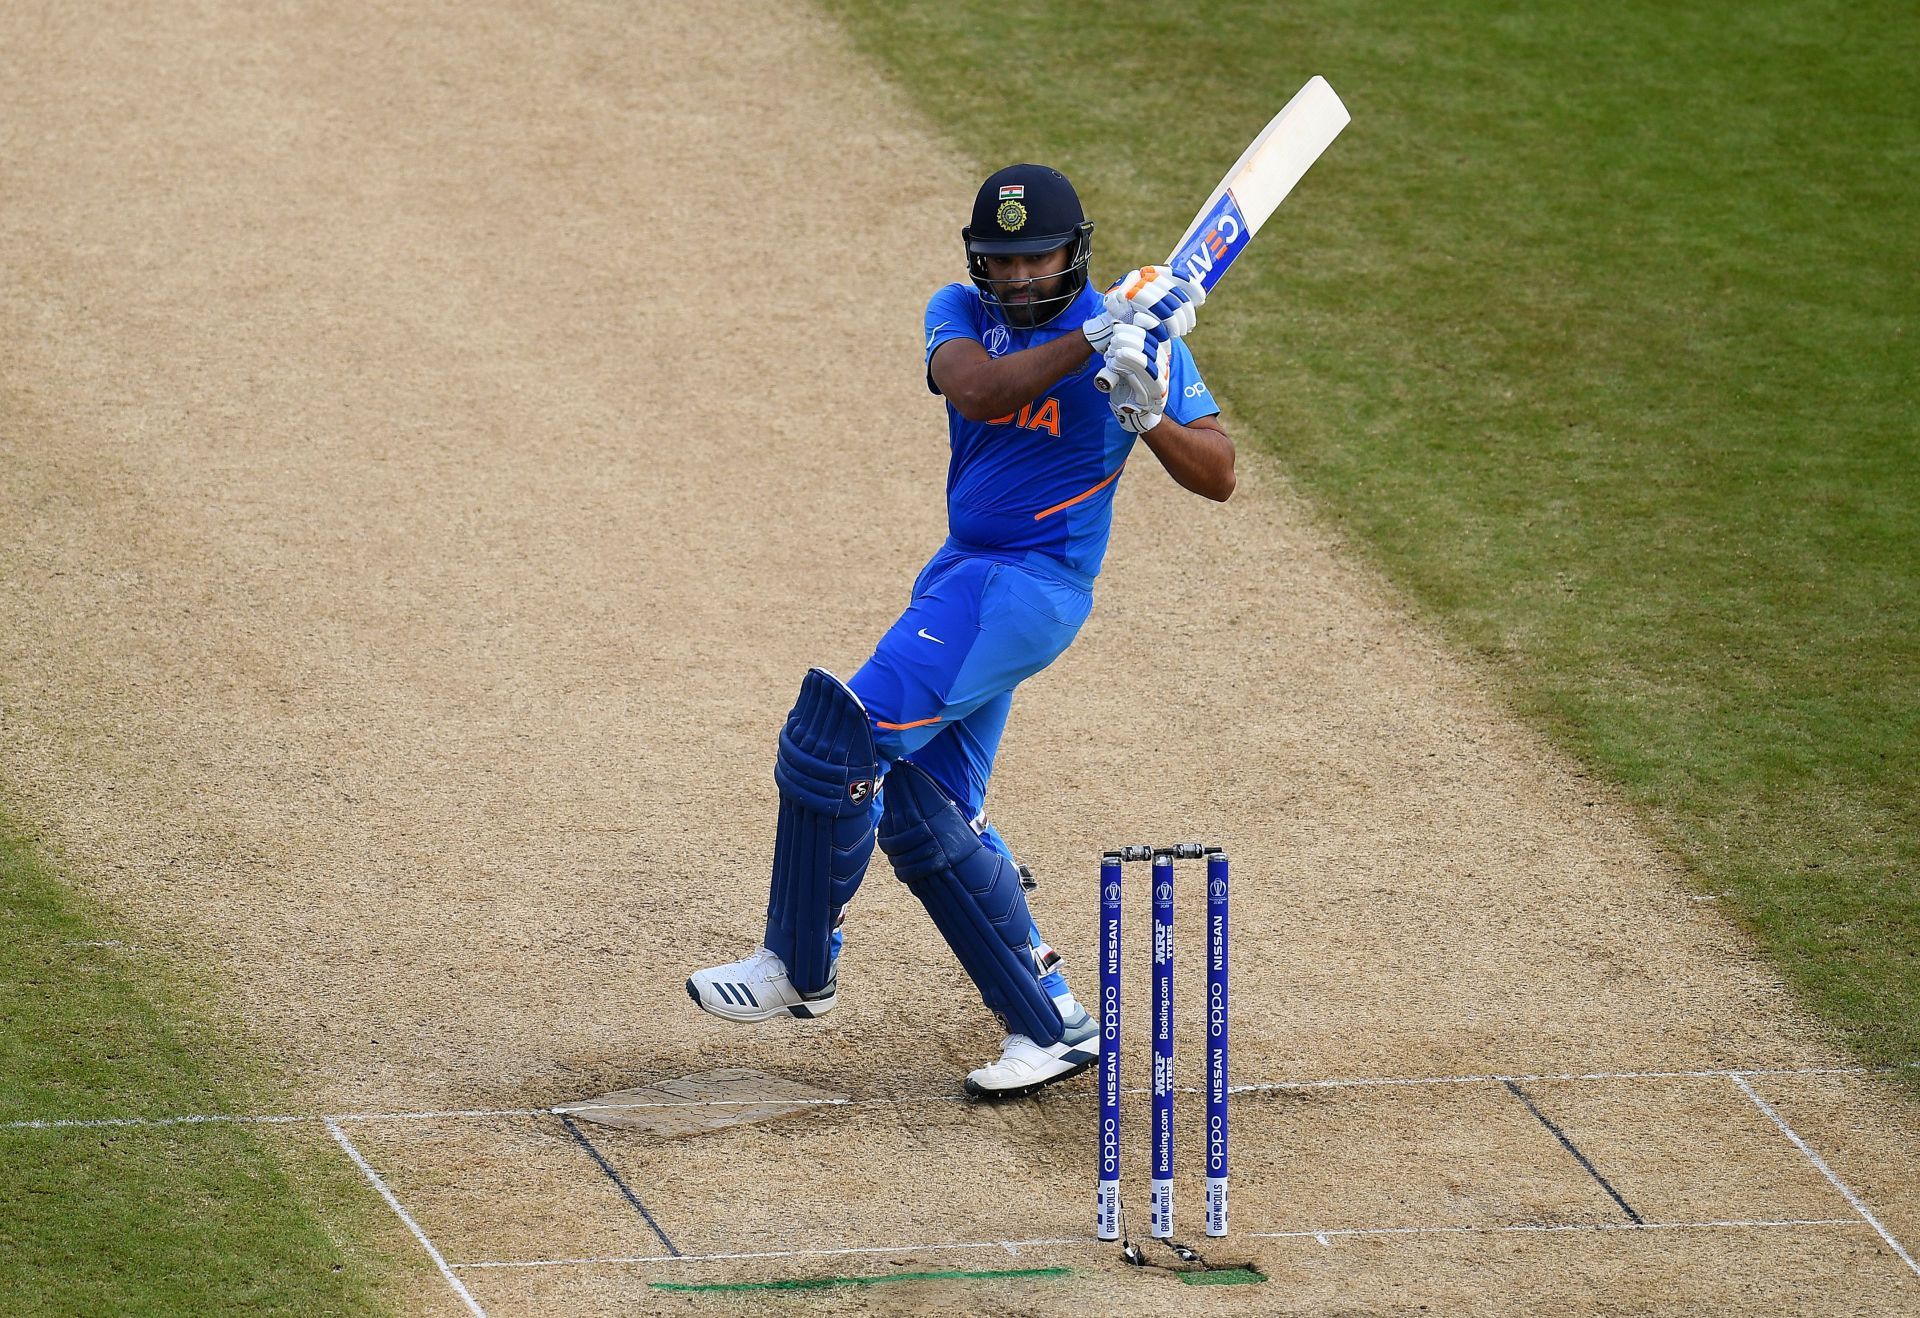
[
  {"xmin": 1085, "ymin": 78, "xmax": 1338, "ymax": 1248},
  {"xmin": 1097, "ymin": 843, "xmax": 1230, "ymax": 1254}
]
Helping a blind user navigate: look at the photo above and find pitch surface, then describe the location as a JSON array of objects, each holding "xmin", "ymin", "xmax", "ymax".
[{"xmin": 2, "ymin": 1, "xmax": 1915, "ymax": 1312}]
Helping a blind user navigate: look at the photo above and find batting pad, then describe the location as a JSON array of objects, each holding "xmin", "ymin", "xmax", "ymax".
[
  {"xmin": 765, "ymin": 668, "xmax": 880, "ymax": 994},
  {"xmin": 879, "ymin": 759, "xmax": 1064, "ymax": 1046}
]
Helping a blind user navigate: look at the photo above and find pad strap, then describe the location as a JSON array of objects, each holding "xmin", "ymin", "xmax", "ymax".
[
  {"xmin": 879, "ymin": 760, "xmax": 1063, "ymax": 1045},
  {"xmin": 765, "ymin": 669, "xmax": 880, "ymax": 993}
]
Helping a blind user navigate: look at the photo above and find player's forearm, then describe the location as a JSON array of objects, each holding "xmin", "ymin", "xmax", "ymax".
[
  {"xmin": 1141, "ymin": 417, "xmax": 1236, "ymax": 501},
  {"xmin": 939, "ymin": 332, "xmax": 1092, "ymax": 422}
]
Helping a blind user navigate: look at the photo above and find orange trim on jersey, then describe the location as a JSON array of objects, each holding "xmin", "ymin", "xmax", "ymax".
[
  {"xmin": 1033, "ymin": 462, "xmax": 1125, "ymax": 521},
  {"xmin": 874, "ymin": 715, "xmax": 944, "ymax": 731}
]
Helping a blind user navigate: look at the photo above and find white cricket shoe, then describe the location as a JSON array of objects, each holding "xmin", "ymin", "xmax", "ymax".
[
  {"xmin": 686, "ymin": 946, "xmax": 837, "ymax": 1022},
  {"xmin": 963, "ymin": 1002, "xmax": 1099, "ymax": 1099}
]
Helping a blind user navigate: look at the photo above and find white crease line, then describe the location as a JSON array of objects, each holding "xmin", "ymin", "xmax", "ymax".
[
  {"xmin": 4, "ymin": 1062, "xmax": 1907, "ymax": 1131},
  {"xmin": 1732, "ymin": 1074, "xmax": 1920, "ymax": 1279},
  {"xmin": 0, "ymin": 1108, "xmax": 552, "ymax": 1130},
  {"xmin": 4, "ymin": 1113, "xmax": 310, "ymax": 1130},
  {"xmin": 333, "ymin": 1106, "xmax": 553, "ymax": 1123},
  {"xmin": 1251, "ymin": 1217, "xmax": 1863, "ymax": 1242},
  {"xmin": 451, "ymin": 1218, "xmax": 1864, "ymax": 1270},
  {"xmin": 553, "ymin": 1097, "xmax": 862, "ymax": 1114},
  {"xmin": 326, "ymin": 1119, "xmax": 487, "ymax": 1316},
  {"xmin": 452, "ymin": 1235, "xmax": 1090, "ymax": 1269},
  {"xmin": 1228, "ymin": 1064, "xmax": 1883, "ymax": 1097}
]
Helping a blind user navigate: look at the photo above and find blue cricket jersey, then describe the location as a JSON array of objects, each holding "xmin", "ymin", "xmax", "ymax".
[{"xmin": 923, "ymin": 281, "xmax": 1217, "ymax": 581}]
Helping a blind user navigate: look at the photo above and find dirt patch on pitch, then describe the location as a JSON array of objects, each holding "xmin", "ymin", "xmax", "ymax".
[{"xmin": 3, "ymin": 1, "xmax": 1916, "ymax": 1313}]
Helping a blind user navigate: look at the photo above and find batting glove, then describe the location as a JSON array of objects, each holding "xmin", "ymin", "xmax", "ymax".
[
  {"xmin": 1108, "ymin": 266, "xmax": 1205, "ymax": 339},
  {"xmin": 1087, "ymin": 306, "xmax": 1173, "ymax": 356},
  {"xmin": 1082, "ymin": 309, "xmax": 1119, "ymax": 354},
  {"xmin": 1103, "ymin": 325, "xmax": 1170, "ymax": 433}
]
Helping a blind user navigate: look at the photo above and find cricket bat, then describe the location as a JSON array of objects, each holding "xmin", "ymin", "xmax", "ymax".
[{"xmin": 1094, "ymin": 75, "xmax": 1350, "ymax": 394}]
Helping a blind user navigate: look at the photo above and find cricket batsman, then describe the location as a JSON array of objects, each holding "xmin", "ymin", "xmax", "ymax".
[{"xmin": 688, "ymin": 164, "xmax": 1234, "ymax": 1098}]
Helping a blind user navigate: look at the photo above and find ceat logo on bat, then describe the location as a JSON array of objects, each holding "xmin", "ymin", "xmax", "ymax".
[{"xmin": 1170, "ymin": 192, "xmax": 1251, "ymax": 293}]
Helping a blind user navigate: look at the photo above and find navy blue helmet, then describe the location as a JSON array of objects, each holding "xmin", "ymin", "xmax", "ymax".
[{"xmin": 962, "ymin": 163, "xmax": 1094, "ymax": 328}]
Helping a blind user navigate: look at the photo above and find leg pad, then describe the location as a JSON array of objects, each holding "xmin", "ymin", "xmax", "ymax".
[
  {"xmin": 879, "ymin": 760, "xmax": 1062, "ymax": 1045},
  {"xmin": 765, "ymin": 669, "xmax": 880, "ymax": 993}
]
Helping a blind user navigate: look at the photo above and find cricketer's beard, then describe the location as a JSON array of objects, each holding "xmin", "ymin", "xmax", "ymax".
[{"xmin": 996, "ymin": 272, "xmax": 1073, "ymax": 329}]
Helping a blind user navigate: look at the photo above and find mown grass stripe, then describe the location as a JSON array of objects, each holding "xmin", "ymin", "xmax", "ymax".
[
  {"xmin": 648, "ymin": 1265, "xmax": 1071, "ymax": 1293},
  {"xmin": 0, "ymin": 803, "xmax": 388, "ymax": 1315}
]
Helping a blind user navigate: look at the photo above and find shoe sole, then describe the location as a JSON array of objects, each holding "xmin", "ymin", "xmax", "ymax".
[
  {"xmin": 685, "ymin": 978, "xmax": 835, "ymax": 1022},
  {"xmin": 962, "ymin": 1050, "xmax": 1097, "ymax": 1101}
]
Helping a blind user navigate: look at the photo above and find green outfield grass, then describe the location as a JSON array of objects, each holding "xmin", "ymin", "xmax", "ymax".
[
  {"xmin": 0, "ymin": 808, "xmax": 391, "ymax": 1316},
  {"xmin": 823, "ymin": 1, "xmax": 1918, "ymax": 1071}
]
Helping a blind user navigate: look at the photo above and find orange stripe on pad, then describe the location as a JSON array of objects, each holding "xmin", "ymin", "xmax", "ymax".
[
  {"xmin": 1034, "ymin": 462, "xmax": 1125, "ymax": 521},
  {"xmin": 874, "ymin": 715, "xmax": 943, "ymax": 731}
]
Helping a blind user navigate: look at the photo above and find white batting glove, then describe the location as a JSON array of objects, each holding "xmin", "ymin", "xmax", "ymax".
[
  {"xmin": 1103, "ymin": 322, "xmax": 1160, "ymax": 381},
  {"xmin": 1108, "ymin": 266, "xmax": 1206, "ymax": 340},
  {"xmin": 1152, "ymin": 274, "xmax": 1204, "ymax": 338},
  {"xmin": 1103, "ymin": 325, "xmax": 1170, "ymax": 433},
  {"xmin": 1082, "ymin": 310, "xmax": 1119, "ymax": 354},
  {"xmin": 1086, "ymin": 265, "xmax": 1189, "ymax": 352},
  {"xmin": 1108, "ymin": 378, "xmax": 1163, "ymax": 432}
]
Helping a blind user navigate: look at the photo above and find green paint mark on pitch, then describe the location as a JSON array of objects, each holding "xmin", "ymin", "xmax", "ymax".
[
  {"xmin": 1178, "ymin": 1266, "xmax": 1266, "ymax": 1286},
  {"xmin": 650, "ymin": 1265, "xmax": 1071, "ymax": 1293}
]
